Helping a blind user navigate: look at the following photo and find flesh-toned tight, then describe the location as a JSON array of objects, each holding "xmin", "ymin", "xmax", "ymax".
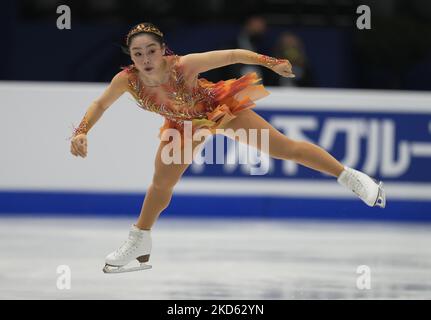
[{"xmin": 135, "ymin": 109, "xmax": 344, "ymax": 230}]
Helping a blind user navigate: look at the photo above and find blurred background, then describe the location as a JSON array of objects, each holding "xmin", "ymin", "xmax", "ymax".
[
  {"xmin": 1, "ymin": 0, "xmax": 431, "ymax": 299},
  {"xmin": 1, "ymin": 0, "xmax": 431, "ymax": 89}
]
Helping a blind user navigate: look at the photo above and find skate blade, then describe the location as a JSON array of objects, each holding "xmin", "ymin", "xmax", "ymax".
[
  {"xmin": 373, "ymin": 181, "xmax": 386, "ymax": 208},
  {"xmin": 103, "ymin": 263, "xmax": 152, "ymax": 274}
]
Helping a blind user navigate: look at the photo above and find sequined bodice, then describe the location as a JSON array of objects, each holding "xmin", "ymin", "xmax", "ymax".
[{"xmin": 126, "ymin": 55, "xmax": 217, "ymax": 123}]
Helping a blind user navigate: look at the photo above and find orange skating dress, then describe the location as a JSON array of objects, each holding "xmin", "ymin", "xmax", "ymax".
[{"xmin": 122, "ymin": 55, "xmax": 270, "ymax": 147}]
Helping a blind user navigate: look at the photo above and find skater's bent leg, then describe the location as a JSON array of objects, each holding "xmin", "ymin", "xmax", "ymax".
[
  {"xmin": 223, "ymin": 110, "xmax": 344, "ymax": 177},
  {"xmin": 135, "ymin": 139, "xmax": 205, "ymax": 230}
]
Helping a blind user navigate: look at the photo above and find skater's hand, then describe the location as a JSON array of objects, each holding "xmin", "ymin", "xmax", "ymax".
[
  {"xmin": 272, "ymin": 60, "xmax": 295, "ymax": 78},
  {"xmin": 70, "ymin": 133, "xmax": 87, "ymax": 158}
]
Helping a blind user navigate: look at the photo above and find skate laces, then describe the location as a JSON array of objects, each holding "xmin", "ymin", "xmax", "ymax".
[
  {"xmin": 115, "ymin": 232, "xmax": 142, "ymax": 257},
  {"xmin": 347, "ymin": 170, "xmax": 367, "ymax": 198}
]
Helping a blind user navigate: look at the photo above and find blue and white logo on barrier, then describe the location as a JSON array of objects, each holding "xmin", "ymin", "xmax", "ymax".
[{"xmin": 187, "ymin": 111, "xmax": 431, "ymax": 182}]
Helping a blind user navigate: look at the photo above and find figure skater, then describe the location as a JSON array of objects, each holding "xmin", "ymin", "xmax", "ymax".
[{"xmin": 69, "ymin": 23, "xmax": 386, "ymax": 273}]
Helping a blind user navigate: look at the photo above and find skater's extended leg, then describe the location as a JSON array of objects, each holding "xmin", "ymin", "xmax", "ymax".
[
  {"xmin": 223, "ymin": 109, "xmax": 344, "ymax": 177},
  {"xmin": 223, "ymin": 110, "xmax": 385, "ymax": 208}
]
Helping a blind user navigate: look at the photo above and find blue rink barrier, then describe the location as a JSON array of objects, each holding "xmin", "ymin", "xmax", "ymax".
[{"xmin": 0, "ymin": 190, "xmax": 430, "ymax": 222}]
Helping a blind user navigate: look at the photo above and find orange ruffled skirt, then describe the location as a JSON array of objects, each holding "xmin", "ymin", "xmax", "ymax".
[{"xmin": 159, "ymin": 72, "xmax": 270, "ymax": 146}]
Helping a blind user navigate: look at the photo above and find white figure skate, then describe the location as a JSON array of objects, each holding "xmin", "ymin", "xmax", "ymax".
[
  {"xmin": 337, "ymin": 166, "xmax": 386, "ymax": 208},
  {"xmin": 103, "ymin": 225, "xmax": 152, "ymax": 274}
]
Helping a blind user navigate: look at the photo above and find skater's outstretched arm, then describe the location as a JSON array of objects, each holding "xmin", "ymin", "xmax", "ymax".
[
  {"xmin": 180, "ymin": 49, "xmax": 294, "ymax": 77},
  {"xmin": 70, "ymin": 71, "xmax": 128, "ymax": 158}
]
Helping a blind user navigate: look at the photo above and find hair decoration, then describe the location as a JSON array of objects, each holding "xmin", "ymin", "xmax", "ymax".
[{"xmin": 126, "ymin": 24, "xmax": 164, "ymax": 45}]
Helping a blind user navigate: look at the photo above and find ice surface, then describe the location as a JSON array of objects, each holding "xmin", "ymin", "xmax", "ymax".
[{"xmin": 0, "ymin": 216, "xmax": 430, "ymax": 299}]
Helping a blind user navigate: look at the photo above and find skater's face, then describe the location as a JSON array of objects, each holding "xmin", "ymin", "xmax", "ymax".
[{"xmin": 129, "ymin": 34, "xmax": 166, "ymax": 75}]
